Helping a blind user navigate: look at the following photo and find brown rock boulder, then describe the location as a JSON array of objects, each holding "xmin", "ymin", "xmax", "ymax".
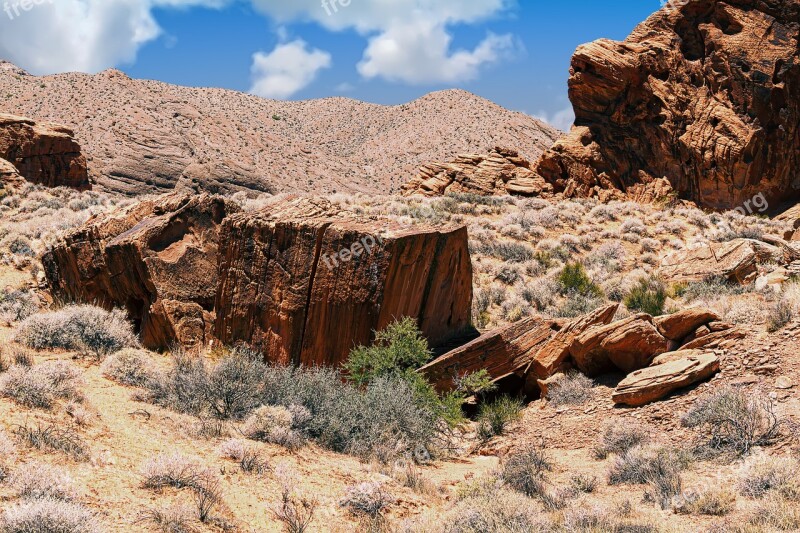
[
  {"xmin": 419, "ymin": 316, "xmax": 561, "ymax": 393},
  {"xmin": 655, "ymin": 308, "xmax": 720, "ymax": 342},
  {"xmin": 43, "ymin": 193, "xmax": 238, "ymax": 349},
  {"xmin": 679, "ymin": 327, "xmax": 745, "ymax": 351},
  {"xmin": 0, "ymin": 113, "xmax": 89, "ymax": 189},
  {"xmin": 526, "ymin": 304, "xmax": 619, "ymax": 380},
  {"xmin": 403, "ymin": 147, "xmax": 554, "ymax": 197},
  {"xmin": 612, "ymin": 352, "xmax": 720, "ymax": 407},
  {"xmin": 214, "ymin": 197, "xmax": 473, "ymax": 367},
  {"xmin": 571, "ymin": 314, "xmax": 670, "ymax": 376},
  {"xmin": 531, "ymin": 0, "xmax": 800, "ymax": 210},
  {"xmin": 660, "ymin": 239, "xmax": 782, "ymax": 284}
]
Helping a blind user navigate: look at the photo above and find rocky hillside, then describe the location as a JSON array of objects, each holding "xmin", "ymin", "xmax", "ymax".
[
  {"xmin": 0, "ymin": 61, "xmax": 559, "ymax": 196},
  {"xmin": 532, "ymin": 0, "xmax": 799, "ymax": 210}
]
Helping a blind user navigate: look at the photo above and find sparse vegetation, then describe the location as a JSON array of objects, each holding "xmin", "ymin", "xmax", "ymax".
[
  {"xmin": 557, "ymin": 262, "xmax": 603, "ymax": 298},
  {"xmin": 545, "ymin": 372, "xmax": 595, "ymax": 406},
  {"xmin": 682, "ymin": 387, "xmax": 782, "ymax": 456},
  {"xmin": 100, "ymin": 348, "xmax": 154, "ymax": 386},
  {"xmin": 738, "ymin": 455, "xmax": 800, "ymax": 500},
  {"xmin": 476, "ymin": 396, "xmax": 523, "ymax": 440},
  {"xmin": 0, "ymin": 360, "xmax": 83, "ymax": 409},
  {"xmin": 14, "ymin": 422, "xmax": 89, "ymax": 461},
  {"xmin": 0, "ymin": 498, "xmax": 98, "ymax": 533},
  {"xmin": 624, "ymin": 276, "xmax": 667, "ymax": 316},
  {"xmin": 500, "ymin": 442, "xmax": 552, "ymax": 498},
  {"xmin": 593, "ymin": 422, "xmax": 650, "ymax": 460},
  {"xmin": 15, "ymin": 305, "xmax": 138, "ymax": 358}
]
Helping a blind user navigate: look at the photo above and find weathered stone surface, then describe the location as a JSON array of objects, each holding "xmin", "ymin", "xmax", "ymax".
[
  {"xmin": 43, "ymin": 193, "xmax": 238, "ymax": 349},
  {"xmin": 214, "ymin": 197, "xmax": 473, "ymax": 367},
  {"xmin": 0, "ymin": 113, "xmax": 89, "ymax": 189},
  {"xmin": 660, "ymin": 239, "xmax": 782, "ymax": 284},
  {"xmin": 679, "ymin": 327, "xmax": 746, "ymax": 351},
  {"xmin": 526, "ymin": 304, "xmax": 619, "ymax": 380},
  {"xmin": 613, "ymin": 352, "xmax": 720, "ymax": 407},
  {"xmin": 403, "ymin": 147, "xmax": 554, "ymax": 197},
  {"xmin": 655, "ymin": 308, "xmax": 720, "ymax": 342},
  {"xmin": 531, "ymin": 0, "xmax": 800, "ymax": 210},
  {"xmin": 419, "ymin": 316, "xmax": 561, "ymax": 392},
  {"xmin": 571, "ymin": 314, "xmax": 671, "ymax": 376},
  {"xmin": 651, "ymin": 349, "xmax": 710, "ymax": 366}
]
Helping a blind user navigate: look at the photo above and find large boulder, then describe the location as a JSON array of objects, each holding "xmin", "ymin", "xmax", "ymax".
[
  {"xmin": 214, "ymin": 197, "xmax": 473, "ymax": 367},
  {"xmin": 612, "ymin": 352, "xmax": 720, "ymax": 407},
  {"xmin": 0, "ymin": 113, "xmax": 89, "ymax": 189},
  {"xmin": 660, "ymin": 239, "xmax": 782, "ymax": 284},
  {"xmin": 531, "ymin": 0, "xmax": 800, "ymax": 210},
  {"xmin": 403, "ymin": 147, "xmax": 554, "ymax": 198},
  {"xmin": 570, "ymin": 314, "xmax": 671, "ymax": 376},
  {"xmin": 43, "ymin": 193, "xmax": 238, "ymax": 349},
  {"xmin": 419, "ymin": 316, "xmax": 561, "ymax": 392},
  {"xmin": 526, "ymin": 304, "xmax": 619, "ymax": 380}
]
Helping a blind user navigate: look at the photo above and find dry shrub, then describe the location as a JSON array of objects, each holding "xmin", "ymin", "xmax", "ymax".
[
  {"xmin": 0, "ymin": 430, "xmax": 17, "ymax": 481},
  {"xmin": 217, "ymin": 439, "xmax": 268, "ymax": 474},
  {"xmin": 682, "ymin": 386, "xmax": 782, "ymax": 456},
  {"xmin": 677, "ymin": 486, "xmax": 737, "ymax": 516},
  {"xmin": 136, "ymin": 505, "xmax": 195, "ymax": 533},
  {"xmin": 100, "ymin": 348, "xmax": 154, "ymax": 386},
  {"xmin": 608, "ymin": 445, "xmax": 690, "ymax": 509},
  {"xmin": 140, "ymin": 453, "xmax": 222, "ymax": 523},
  {"xmin": 272, "ymin": 468, "xmax": 317, "ymax": 533},
  {"xmin": 14, "ymin": 422, "xmax": 89, "ymax": 461},
  {"xmin": 340, "ymin": 482, "xmax": 392, "ymax": 520},
  {"xmin": 593, "ymin": 422, "xmax": 650, "ymax": 460},
  {"xmin": 545, "ymin": 372, "xmax": 595, "ymax": 407},
  {"xmin": 738, "ymin": 455, "xmax": 800, "ymax": 500},
  {"xmin": 0, "ymin": 498, "xmax": 98, "ymax": 533},
  {"xmin": 0, "ymin": 360, "xmax": 83, "ymax": 409},
  {"xmin": 500, "ymin": 442, "xmax": 552, "ymax": 499}
]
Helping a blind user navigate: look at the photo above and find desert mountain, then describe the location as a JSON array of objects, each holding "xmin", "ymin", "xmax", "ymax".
[{"xmin": 0, "ymin": 61, "xmax": 559, "ymax": 196}]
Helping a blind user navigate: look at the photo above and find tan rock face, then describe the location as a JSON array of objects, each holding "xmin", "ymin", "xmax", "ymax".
[
  {"xmin": 43, "ymin": 193, "xmax": 238, "ymax": 350},
  {"xmin": 570, "ymin": 314, "xmax": 671, "ymax": 376},
  {"xmin": 214, "ymin": 197, "xmax": 473, "ymax": 367},
  {"xmin": 403, "ymin": 147, "xmax": 554, "ymax": 198},
  {"xmin": 532, "ymin": 0, "xmax": 800, "ymax": 209},
  {"xmin": 0, "ymin": 113, "xmax": 89, "ymax": 190},
  {"xmin": 419, "ymin": 317, "xmax": 562, "ymax": 392},
  {"xmin": 660, "ymin": 239, "xmax": 782, "ymax": 284},
  {"xmin": 613, "ymin": 352, "xmax": 720, "ymax": 407}
]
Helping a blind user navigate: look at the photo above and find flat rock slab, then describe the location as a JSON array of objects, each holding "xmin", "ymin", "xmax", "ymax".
[
  {"xmin": 655, "ymin": 308, "xmax": 720, "ymax": 342},
  {"xmin": 660, "ymin": 239, "xmax": 781, "ymax": 284},
  {"xmin": 612, "ymin": 352, "xmax": 720, "ymax": 407},
  {"xmin": 419, "ymin": 316, "xmax": 561, "ymax": 392}
]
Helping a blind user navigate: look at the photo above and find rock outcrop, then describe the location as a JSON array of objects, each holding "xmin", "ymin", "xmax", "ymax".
[
  {"xmin": 214, "ymin": 197, "xmax": 473, "ymax": 367},
  {"xmin": 660, "ymin": 239, "xmax": 782, "ymax": 284},
  {"xmin": 613, "ymin": 352, "xmax": 720, "ymax": 407},
  {"xmin": 403, "ymin": 147, "xmax": 554, "ymax": 197},
  {"xmin": 531, "ymin": 0, "xmax": 800, "ymax": 210},
  {"xmin": 43, "ymin": 194, "xmax": 239, "ymax": 349},
  {"xmin": 420, "ymin": 317, "xmax": 562, "ymax": 392},
  {"xmin": 0, "ymin": 113, "xmax": 89, "ymax": 190},
  {"xmin": 570, "ymin": 314, "xmax": 671, "ymax": 376},
  {"xmin": 655, "ymin": 308, "xmax": 721, "ymax": 342}
]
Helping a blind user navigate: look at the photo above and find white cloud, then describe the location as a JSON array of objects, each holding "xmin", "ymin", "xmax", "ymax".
[
  {"xmin": 0, "ymin": 0, "xmax": 515, "ymax": 87},
  {"xmin": 251, "ymin": 0, "xmax": 517, "ymax": 84},
  {"xmin": 534, "ymin": 106, "xmax": 575, "ymax": 132},
  {"xmin": 249, "ymin": 39, "xmax": 331, "ymax": 99},
  {"xmin": 0, "ymin": 0, "xmax": 227, "ymax": 75}
]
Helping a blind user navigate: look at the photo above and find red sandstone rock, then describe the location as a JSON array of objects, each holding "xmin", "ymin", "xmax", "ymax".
[
  {"xmin": 531, "ymin": 0, "xmax": 800, "ymax": 210},
  {"xmin": 0, "ymin": 113, "xmax": 89, "ymax": 189},
  {"xmin": 570, "ymin": 314, "xmax": 671, "ymax": 376},
  {"xmin": 613, "ymin": 352, "xmax": 720, "ymax": 407},
  {"xmin": 419, "ymin": 316, "xmax": 562, "ymax": 393},
  {"xmin": 655, "ymin": 308, "xmax": 721, "ymax": 342},
  {"xmin": 660, "ymin": 239, "xmax": 782, "ymax": 284},
  {"xmin": 43, "ymin": 193, "xmax": 238, "ymax": 349},
  {"xmin": 213, "ymin": 197, "xmax": 473, "ymax": 367}
]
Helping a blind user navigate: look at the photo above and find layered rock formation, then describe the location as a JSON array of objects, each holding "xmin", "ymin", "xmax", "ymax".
[
  {"xmin": 214, "ymin": 198, "xmax": 473, "ymax": 367},
  {"xmin": 0, "ymin": 113, "xmax": 89, "ymax": 190},
  {"xmin": 403, "ymin": 147, "xmax": 554, "ymax": 197},
  {"xmin": 660, "ymin": 238, "xmax": 783, "ymax": 283},
  {"xmin": 531, "ymin": 0, "xmax": 800, "ymax": 209},
  {"xmin": 43, "ymin": 194, "xmax": 239, "ymax": 349},
  {"xmin": 419, "ymin": 316, "xmax": 562, "ymax": 392}
]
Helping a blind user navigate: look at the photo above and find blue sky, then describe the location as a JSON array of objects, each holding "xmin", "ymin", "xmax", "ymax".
[{"xmin": 0, "ymin": 1, "xmax": 660, "ymax": 129}]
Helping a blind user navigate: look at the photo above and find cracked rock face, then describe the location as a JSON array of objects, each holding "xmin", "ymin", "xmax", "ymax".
[
  {"xmin": 43, "ymin": 193, "xmax": 239, "ymax": 350},
  {"xmin": 0, "ymin": 113, "xmax": 90, "ymax": 190},
  {"xmin": 214, "ymin": 197, "xmax": 473, "ymax": 367},
  {"xmin": 533, "ymin": 0, "xmax": 800, "ymax": 209}
]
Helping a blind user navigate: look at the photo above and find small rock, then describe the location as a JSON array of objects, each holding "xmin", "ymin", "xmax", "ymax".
[{"xmin": 776, "ymin": 376, "xmax": 794, "ymax": 390}]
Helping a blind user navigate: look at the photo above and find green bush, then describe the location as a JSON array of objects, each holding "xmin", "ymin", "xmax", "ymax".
[
  {"xmin": 624, "ymin": 276, "xmax": 667, "ymax": 316},
  {"xmin": 343, "ymin": 317, "xmax": 432, "ymax": 387},
  {"xmin": 557, "ymin": 262, "xmax": 603, "ymax": 298},
  {"xmin": 476, "ymin": 396, "xmax": 523, "ymax": 440}
]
